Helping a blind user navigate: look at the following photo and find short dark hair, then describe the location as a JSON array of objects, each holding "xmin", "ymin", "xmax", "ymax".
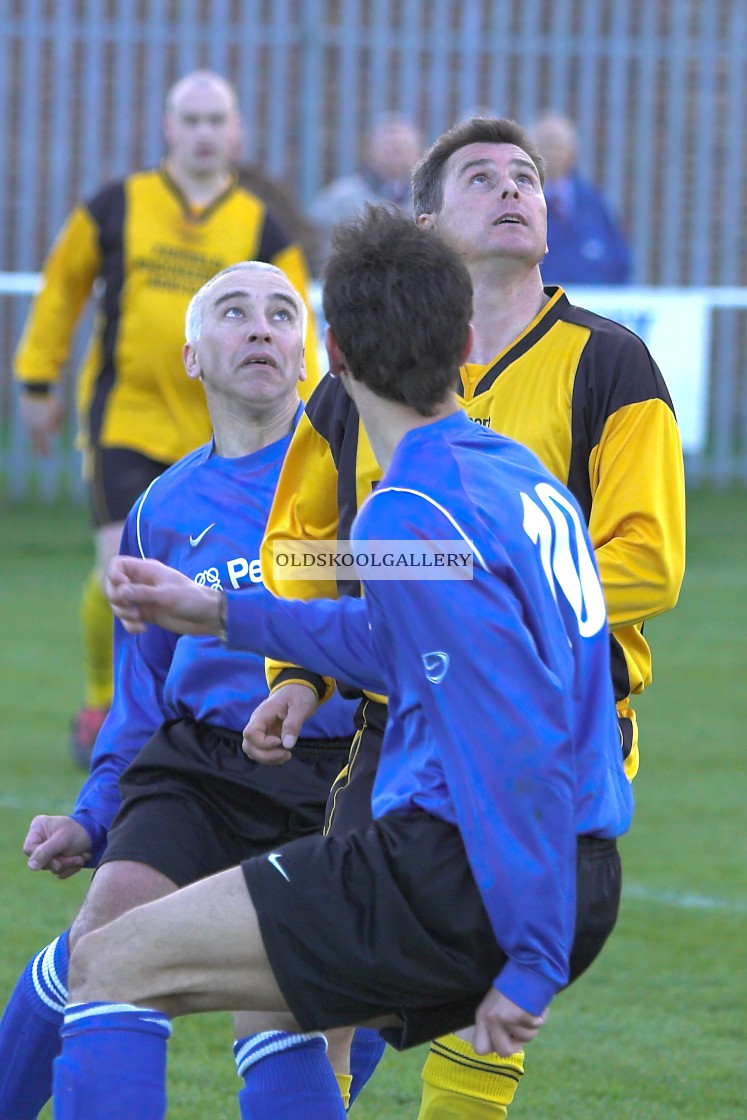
[
  {"xmin": 412, "ymin": 117, "xmax": 546, "ymax": 216},
  {"xmin": 322, "ymin": 206, "xmax": 472, "ymax": 417}
]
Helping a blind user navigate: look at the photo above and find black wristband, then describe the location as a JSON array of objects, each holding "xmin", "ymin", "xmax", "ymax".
[
  {"xmin": 21, "ymin": 382, "xmax": 53, "ymax": 396},
  {"xmin": 272, "ymin": 667, "xmax": 328, "ymax": 701}
]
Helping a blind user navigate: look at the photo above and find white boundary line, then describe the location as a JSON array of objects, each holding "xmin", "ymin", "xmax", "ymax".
[
  {"xmin": 1, "ymin": 793, "xmax": 743, "ymax": 914},
  {"xmin": 623, "ymin": 882, "xmax": 746, "ymax": 914}
]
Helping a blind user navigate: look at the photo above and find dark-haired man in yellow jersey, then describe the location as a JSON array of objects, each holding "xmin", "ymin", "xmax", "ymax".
[
  {"xmin": 245, "ymin": 117, "xmax": 685, "ymax": 1119},
  {"xmin": 14, "ymin": 70, "xmax": 321, "ymax": 767}
]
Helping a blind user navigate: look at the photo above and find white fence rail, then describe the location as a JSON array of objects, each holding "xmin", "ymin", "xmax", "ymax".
[{"xmin": 2, "ymin": 278, "xmax": 746, "ymax": 501}]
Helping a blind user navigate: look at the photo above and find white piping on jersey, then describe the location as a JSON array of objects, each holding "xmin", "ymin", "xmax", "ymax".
[
  {"xmin": 135, "ymin": 475, "xmax": 161, "ymax": 559},
  {"xmin": 370, "ymin": 486, "xmax": 489, "ymax": 571}
]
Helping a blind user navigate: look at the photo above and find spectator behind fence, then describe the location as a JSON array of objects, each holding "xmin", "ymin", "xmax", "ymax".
[
  {"xmin": 13, "ymin": 70, "xmax": 321, "ymax": 769},
  {"xmin": 308, "ymin": 113, "xmax": 422, "ymax": 272},
  {"xmin": 531, "ymin": 112, "xmax": 632, "ymax": 286}
]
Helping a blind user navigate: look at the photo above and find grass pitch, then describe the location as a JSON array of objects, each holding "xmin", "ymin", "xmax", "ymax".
[{"xmin": 0, "ymin": 488, "xmax": 745, "ymax": 1118}]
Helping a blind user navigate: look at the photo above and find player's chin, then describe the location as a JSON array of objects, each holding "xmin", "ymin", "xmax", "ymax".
[
  {"xmin": 239, "ymin": 376, "xmax": 291, "ymax": 406},
  {"xmin": 493, "ymin": 230, "xmax": 540, "ymax": 255}
]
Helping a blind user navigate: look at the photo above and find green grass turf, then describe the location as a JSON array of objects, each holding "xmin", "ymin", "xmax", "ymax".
[{"xmin": 0, "ymin": 488, "xmax": 745, "ymax": 1118}]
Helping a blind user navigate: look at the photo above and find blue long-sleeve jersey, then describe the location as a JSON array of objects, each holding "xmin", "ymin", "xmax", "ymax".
[
  {"xmin": 73, "ymin": 405, "xmax": 356, "ymax": 863},
  {"xmin": 223, "ymin": 411, "xmax": 633, "ymax": 1017}
]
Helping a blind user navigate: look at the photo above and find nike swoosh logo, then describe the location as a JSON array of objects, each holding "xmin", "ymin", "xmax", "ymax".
[
  {"xmin": 267, "ymin": 852, "xmax": 290, "ymax": 882},
  {"xmin": 189, "ymin": 523, "xmax": 215, "ymax": 547}
]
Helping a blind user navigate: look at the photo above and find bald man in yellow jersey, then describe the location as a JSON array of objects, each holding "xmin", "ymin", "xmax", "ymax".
[
  {"xmin": 244, "ymin": 118, "xmax": 684, "ymax": 1119},
  {"xmin": 14, "ymin": 70, "xmax": 321, "ymax": 766}
]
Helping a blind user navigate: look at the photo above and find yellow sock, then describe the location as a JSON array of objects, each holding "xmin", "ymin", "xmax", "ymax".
[
  {"xmin": 417, "ymin": 1034, "xmax": 524, "ymax": 1119},
  {"xmin": 335, "ymin": 1072, "xmax": 352, "ymax": 1110},
  {"xmin": 80, "ymin": 569, "xmax": 114, "ymax": 709}
]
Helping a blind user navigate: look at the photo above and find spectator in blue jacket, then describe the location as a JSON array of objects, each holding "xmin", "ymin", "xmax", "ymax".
[{"xmin": 532, "ymin": 112, "xmax": 632, "ymax": 286}]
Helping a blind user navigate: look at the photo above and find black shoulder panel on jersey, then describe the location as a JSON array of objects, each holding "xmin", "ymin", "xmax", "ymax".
[
  {"xmin": 566, "ymin": 300, "xmax": 676, "ymax": 420},
  {"xmin": 85, "ymin": 181, "xmax": 127, "ymax": 438},
  {"xmin": 565, "ymin": 299, "xmax": 676, "ymax": 519},
  {"xmin": 304, "ymin": 374, "xmax": 362, "ymax": 596},
  {"xmin": 257, "ymin": 206, "xmax": 292, "ymax": 262},
  {"xmin": 86, "ymin": 180, "xmax": 126, "ymax": 248},
  {"xmin": 304, "ymin": 373, "xmax": 359, "ymax": 471}
]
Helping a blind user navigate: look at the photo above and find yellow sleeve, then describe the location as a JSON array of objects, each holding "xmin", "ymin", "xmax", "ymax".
[
  {"xmin": 271, "ymin": 242, "xmax": 322, "ymax": 400},
  {"xmin": 13, "ymin": 206, "xmax": 101, "ymax": 387},
  {"xmin": 588, "ymin": 398, "xmax": 686, "ymax": 631},
  {"xmin": 261, "ymin": 406, "xmax": 341, "ymax": 697}
]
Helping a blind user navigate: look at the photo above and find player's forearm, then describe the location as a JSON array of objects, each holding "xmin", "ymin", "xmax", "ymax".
[
  {"xmin": 225, "ymin": 587, "xmax": 386, "ymax": 694},
  {"xmin": 596, "ymin": 538, "xmax": 684, "ymax": 629}
]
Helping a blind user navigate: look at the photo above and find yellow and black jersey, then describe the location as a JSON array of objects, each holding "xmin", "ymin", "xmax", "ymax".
[
  {"xmin": 262, "ymin": 373, "xmax": 384, "ymax": 703},
  {"xmin": 262, "ymin": 287, "xmax": 686, "ymax": 777},
  {"xmin": 14, "ymin": 167, "xmax": 321, "ymax": 465}
]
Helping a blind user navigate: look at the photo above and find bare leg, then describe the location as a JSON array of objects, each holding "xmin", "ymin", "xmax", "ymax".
[
  {"xmin": 68, "ymin": 866, "xmax": 291, "ymax": 1020},
  {"xmin": 233, "ymin": 1009, "xmax": 299, "ymax": 1036},
  {"xmin": 326, "ymin": 1027, "xmax": 354, "ymax": 1077},
  {"xmin": 69, "ymin": 861, "xmax": 178, "ymax": 950},
  {"xmin": 94, "ymin": 523, "xmax": 126, "ymax": 588}
]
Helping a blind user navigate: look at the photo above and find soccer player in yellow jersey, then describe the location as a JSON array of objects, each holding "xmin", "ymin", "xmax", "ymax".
[
  {"xmin": 13, "ymin": 70, "xmax": 321, "ymax": 766},
  {"xmin": 248, "ymin": 118, "xmax": 685, "ymax": 1118}
]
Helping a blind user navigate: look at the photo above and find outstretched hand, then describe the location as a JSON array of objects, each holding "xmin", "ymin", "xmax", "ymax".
[
  {"xmin": 472, "ymin": 988, "xmax": 547, "ymax": 1057},
  {"xmin": 23, "ymin": 815, "xmax": 92, "ymax": 879},
  {"xmin": 243, "ymin": 684, "xmax": 320, "ymax": 765},
  {"xmin": 106, "ymin": 555, "xmax": 223, "ymax": 636}
]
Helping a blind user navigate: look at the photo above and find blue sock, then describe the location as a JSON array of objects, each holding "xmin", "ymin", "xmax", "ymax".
[
  {"xmin": 235, "ymin": 1030, "xmax": 347, "ymax": 1119},
  {"xmin": 0, "ymin": 931, "xmax": 70, "ymax": 1120},
  {"xmin": 349, "ymin": 1027, "xmax": 386, "ymax": 1106},
  {"xmin": 53, "ymin": 1001, "xmax": 172, "ymax": 1120}
]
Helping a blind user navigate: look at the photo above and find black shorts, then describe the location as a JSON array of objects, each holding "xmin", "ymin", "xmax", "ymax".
[
  {"xmin": 324, "ymin": 698, "xmax": 387, "ymax": 835},
  {"xmin": 242, "ymin": 809, "xmax": 622, "ymax": 1050},
  {"xmin": 100, "ymin": 717, "xmax": 351, "ymax": 887},
  {"xmin": 90, "ymin": 446, "xmax": 170, "ymax": 528}
]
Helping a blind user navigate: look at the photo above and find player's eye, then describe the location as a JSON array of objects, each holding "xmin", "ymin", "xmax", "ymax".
[
  {"xmin": 470, "ymin": 172, "xmax": 489, "ymax": 185},
  {"xmin": 224, "ymin": 305, "xmax": 244, "ymax": 318},
  {"xmin": 272, "ymin": 307, "xmax": 293, "ymax": 322}
]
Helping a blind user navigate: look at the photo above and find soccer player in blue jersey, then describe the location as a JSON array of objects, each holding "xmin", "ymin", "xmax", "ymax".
[
  {"xmin": 0, "ymin": 261, "xmax": 358, "ymax": 1120},
  {"xmin": 50, "ymin": 207, "xmax": 634, "ymax": 1120}
]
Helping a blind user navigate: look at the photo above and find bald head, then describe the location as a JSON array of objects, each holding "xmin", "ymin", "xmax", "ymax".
[
  {"xmin": 166, "ymin": 70, "xmax": 238, "ymax": 115},
  {"xmin": 164, "ymin": 70, "xmax": 242, "ymax": 179}
]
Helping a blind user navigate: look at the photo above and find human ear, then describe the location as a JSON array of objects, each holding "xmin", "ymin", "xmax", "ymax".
[{"xmin": 183, "ymin": 343, "xmax": 202, "ymax": 381}]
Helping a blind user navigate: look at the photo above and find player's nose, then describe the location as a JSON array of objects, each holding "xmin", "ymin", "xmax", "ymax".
[{"xmin": 247, "ymin": 317, "xmax": 273, "ymax": 341}]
